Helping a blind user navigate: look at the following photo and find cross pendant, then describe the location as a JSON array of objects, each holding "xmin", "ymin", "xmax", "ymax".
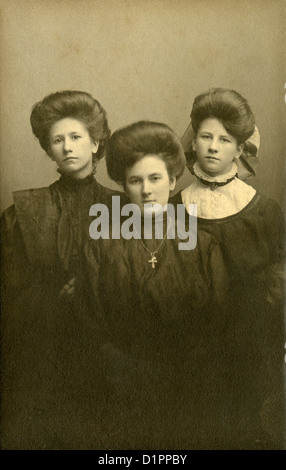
[{"xmin": 148, "ymin": 254, "xmax": 157, "ymax": 269}]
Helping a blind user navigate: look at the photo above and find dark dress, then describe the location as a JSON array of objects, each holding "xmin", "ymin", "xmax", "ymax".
[
  {"xmin": 0, "ymin": 173, "xmax": 123, "ymax": 450},
  {"xmin": 170, "ymin": 190, "xmax": 286, "ymax": 449},
  {"xmin": 82, "ymin": 213, "xmax": 231, "ymax": 449}
]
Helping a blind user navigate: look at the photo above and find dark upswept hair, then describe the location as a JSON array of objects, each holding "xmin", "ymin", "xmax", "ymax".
[
  {"xmin": 105, "ymin": 121, "xmax": 186, "ymax": 185},
  {"xmin": 191, "ymin": 88, "xmax": 255, "ymax": 144},
  {"xmin": 30, "ymin": 90, "xmax": 110, "ymax": 161}
]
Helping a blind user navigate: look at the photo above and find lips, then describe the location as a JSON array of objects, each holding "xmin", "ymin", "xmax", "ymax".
[
  {"xmin": 205, "ymin": 156, "xmax": 220, "ymax": 161},
  {"xmin": 64, "ymin": 157, "xmax": 78, "ymax": 162}
]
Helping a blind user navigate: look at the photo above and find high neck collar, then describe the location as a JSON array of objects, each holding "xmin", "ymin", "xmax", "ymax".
[
  {"xmin": 191, "ymin": 161, "xmax": 238, "ymax": 190},
  {"xmin": 58, "ymin": 172, "xmax": 96, "ymax": 191}
]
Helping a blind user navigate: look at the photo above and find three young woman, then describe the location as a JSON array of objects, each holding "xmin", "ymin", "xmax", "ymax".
[{"xmin": 1, "ymin": 88, "xmax": 285, "ymax": 449}]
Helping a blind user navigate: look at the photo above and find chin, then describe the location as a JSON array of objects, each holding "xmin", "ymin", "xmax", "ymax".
[
  {"xmin": 203, "ymin": 169, "xmax": 216, "ymax": 176},
  {"xmin": 144, "ymin": 206, "xmax": 165, "ymax": 218}
]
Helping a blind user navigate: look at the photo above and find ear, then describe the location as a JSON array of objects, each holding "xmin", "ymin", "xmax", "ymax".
[
  {"xmin": 235, "ymin": 143, "xmax": 244, "ymax": 159},
  {"xmin": 169, "ymin": 176, "xmax": 176, "ymax": 191},
  {"xmin": 192, "ymin": 136, "xmax": 197, "ymax": 152},
  {"xmin": 92, "ymin": 140, "xmax": 99, "ymax": 154}
]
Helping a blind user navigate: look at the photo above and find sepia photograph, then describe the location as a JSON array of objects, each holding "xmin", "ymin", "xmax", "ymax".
[{"xmin": 0, "ymin": 0, "xmax": 285, "ymax": 451}]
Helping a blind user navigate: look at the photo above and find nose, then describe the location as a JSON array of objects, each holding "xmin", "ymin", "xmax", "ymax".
[
  {"xmin": 142, "ymin": 179, "xmax": 152, "ymax": 197},
  {"xmin": 63, "ymin": 137, "xmax": 73, "ymax": 153},
  {"xmin": 208, "ymin": 137, "xmax": 219, "ymax": 153}
]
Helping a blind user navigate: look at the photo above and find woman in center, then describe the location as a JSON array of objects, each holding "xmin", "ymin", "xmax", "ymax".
[{"xmin": 83, "ymin": 121, "xmax": 229, "ymax": 449}]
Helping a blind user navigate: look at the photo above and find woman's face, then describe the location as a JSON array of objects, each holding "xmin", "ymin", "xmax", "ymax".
[
  {"xmin": 125, "ymin": 155, "xmax": 176, "ymax": 215},
  {"xmin": 49, "ymin": 117, "xmax": 99, "ymax": 179},
  {"xmin": 193, "ymin": 118, "xmax": 243, "ymax": 176}
]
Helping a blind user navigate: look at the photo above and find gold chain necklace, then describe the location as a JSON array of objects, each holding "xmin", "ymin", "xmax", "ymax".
[{"xmin": 138, "ymin": 220, "xmax": 171, "ymax": 269}]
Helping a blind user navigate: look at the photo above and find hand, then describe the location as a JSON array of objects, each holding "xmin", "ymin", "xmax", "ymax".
[{"xmin": 59, "ymin": 277, "xmax": 76, "ymax": 301}]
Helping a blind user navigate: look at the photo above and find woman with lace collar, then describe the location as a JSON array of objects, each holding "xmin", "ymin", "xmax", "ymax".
[
  {"xmin": 0, "ymin": 90, "xmax": 122, "ymax": 449},
  {"xmin": 170, "ymin": 88, "xmax": 285, "ymax": 449},
  {"xmin": 171, "ymin": 88, "xmax": 285, "ymax": 296}
]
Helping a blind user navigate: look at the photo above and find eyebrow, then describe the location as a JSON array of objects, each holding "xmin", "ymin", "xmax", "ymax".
[
  {"xmin": 50, "ymin": 131, "xmax": 83, "ymax": 137},
  {"xmin": 199, "ymin": 130, "xmax": 232, "ymax": 138},
  {"xmin": 128, "ymin": 172, "xmax": 162, "ymax": 178}
]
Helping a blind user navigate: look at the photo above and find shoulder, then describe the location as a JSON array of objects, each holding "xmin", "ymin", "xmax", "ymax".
[
  {"xmin": 12, "ymin": 186, "xmax": 56, "ymax": 215},
  {"xmin": 95, "ymin": 181, "xmax": 121, "ymax": 196},
  {"xmin": 13, "ymin": 186, "xmax": 52, "ymax": 203},
  {"xmin": 93, "ymin": 181, "xmax": 127, "ymax": 207},
  {"xmin": 1, "ymin": 202, "xmax": 16, "ymax": 219},
  {"xmin": 1, "ymin": 185, "xmax": 54, "ymax": 231},
  {"xmin": 13, "ymin": 186, "xmax": 50, "ymax": 198},
  {"xmin": 255, "ymin": 193, "xmax": 284, "ymax": 214},
  {"xmin": 242, "ymin": 192, "xmax": 285, "ymax": 231},
  {"xmin": 232, "ymin": 178, "xmax": 256, "ymax": 197},
  {"xmin": 1, "ymin": 203, "xmax": 18, "ymax": 232},
  {"xmin": 255, "ymin": 194, "xmax": 285, "ymax": 239},
  {"xmin": 180, "ymin": 182, "xmax": 198, "ymax": 200}
]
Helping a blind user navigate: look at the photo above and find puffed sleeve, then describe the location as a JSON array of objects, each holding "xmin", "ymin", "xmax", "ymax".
[
  {"xmin": 0, "ymin": 205, "xmax": 32, "ymax": 298},
  {"xmin": 221, "ymin": 198, "xmax": 285, "ymax": 446},
  {"xmin": 263, "ymin": 197, "xmax": 285, "ymax": 262},
  {"xmin": 255, "ymin": 197, "xmax": 285, "ymax": 308}
]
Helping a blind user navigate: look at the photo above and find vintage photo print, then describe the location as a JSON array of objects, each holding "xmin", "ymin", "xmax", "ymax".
[{"xmin": 0, "ymin": 0, "xmax": 285, "ymax": 451}]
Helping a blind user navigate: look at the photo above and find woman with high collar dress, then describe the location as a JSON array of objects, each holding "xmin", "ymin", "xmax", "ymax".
[
  {"xmin": 170, "ymin": 88, "xmax": 286, "ymax": 449},
  {"xmin": 0, "ymin": 90, "xmax": 123, "ymax": 449},
  {"xmin": 82, "ymin": 120, "xmax": 232, "ymax": 450}
]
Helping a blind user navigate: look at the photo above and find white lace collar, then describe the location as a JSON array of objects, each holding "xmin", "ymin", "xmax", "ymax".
[
  {"xmin": 181, "ymin": 167, "xmax": 256, "ymax": 219},
  {"xmin": 192, "ymin": 161, "xmax": 238, "ymax": 184}
]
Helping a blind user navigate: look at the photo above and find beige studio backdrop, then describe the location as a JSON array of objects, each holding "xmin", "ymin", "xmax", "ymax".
[{"xmin": 0, "ymin": 0, "xmax": 285, "ymax": 213}]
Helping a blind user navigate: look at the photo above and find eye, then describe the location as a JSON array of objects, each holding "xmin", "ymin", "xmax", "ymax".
[
  {"xmin": 72, "ymin": 135, "xmax": 81, "ymax": 140},
  {"xmin": 52, "ymin": 137, "xmax": 62, "ymax": 144},
  {"xmin": 128, "ymin": 178, "xmax": 140, "ymax": 185},
  {"xmin": 150, "ymin": 175, "xmax": 161, "ymax": 182},
  {"xmin": 220, "ymin": 137, "xmax": 230, "ymax": 143},
  {"xmin": 200, "ymin": 134, "xmax": 211, "ymax": 140}
]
